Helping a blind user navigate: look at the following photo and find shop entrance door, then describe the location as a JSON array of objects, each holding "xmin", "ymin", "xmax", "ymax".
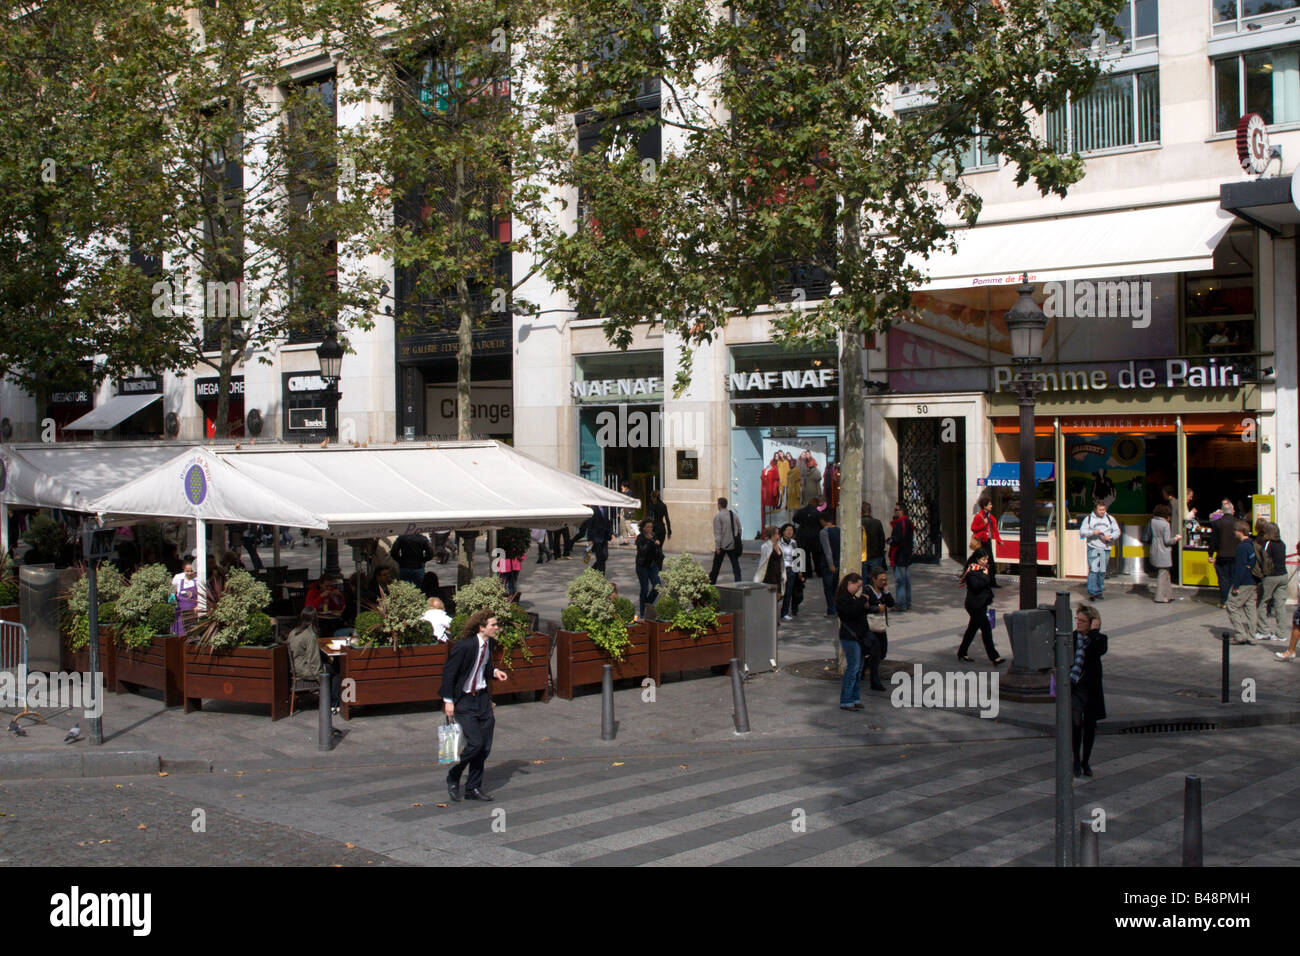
[{"xmin": 898, "ymin": 417, "xmax": 965, "ymax": 562}]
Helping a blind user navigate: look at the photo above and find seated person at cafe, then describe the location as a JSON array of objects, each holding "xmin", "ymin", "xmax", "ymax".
[
  {"xmin": 420, "ymin": 570, "xmax": 441, "ymax": 598},
  {"xmin": 287, "ymin": 607, "xmax": 343, "ymax": 714},
  {"xmin": 362, "ymin": 566, "xmax": 393, "ymax": 607},
  {"xmin": 422, "ymin": 597, "xmax": 452, "ymax": 642},
  {"xmin": 305, "ymin": 574, "xmax": 347, "ymax": 617}
]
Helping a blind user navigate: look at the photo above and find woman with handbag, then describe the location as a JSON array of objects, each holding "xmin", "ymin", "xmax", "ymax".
[
  {"xmin": 958, "ymin": 552, "xmax": 1004, "ymax": 664},
  {"xmin": 970, "ymin": 496, "xmax": 1002, "ymax": 588},
  {"xmin": 835, "ymin": 573, "xmax": 870, "ymax": 710},
  {"xmin": 862, "ymin": 568, "xmax": 895, "ymax": 692},
  {"xmin": 1070, "ymin": 604, "xmax": 1108, "ymax": 776}
]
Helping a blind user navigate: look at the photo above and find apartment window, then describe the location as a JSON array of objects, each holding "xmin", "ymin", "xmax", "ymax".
[
  {"xmin": 1214, "ymin": 0, "xmax": 1300, "ymax": 29},
  {"xmin": 1046, "ymin": 70, "xmax": 1159, "ymax": 154},
  {"xmin": 1214, "ymin": 46, "xmax": 1300, "ymax": 131},
  {"xmin": 1112, "ymin": 0, "xmax": 1158, "ymax": 44},
  {"xmin": 286, "ymin": 73, "xmax": 338, "ymax": 343},
  {"xmin": 898, "ymin": 108, "xmax": 999, "ymax": 175}
]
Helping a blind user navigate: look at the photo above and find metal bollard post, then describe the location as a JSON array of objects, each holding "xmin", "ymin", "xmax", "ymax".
[
  {"xmin": 318, "ymin": 668, "xmax": 333, "ymax": 752},
  {"xmin": 729, "ymin": 658, "xmax": 750, "ymax": 734},
  {"xmin": 601, "ymin": 664, "xmax": 615, "ymax": 740},
  {"xmin": 1054, "ymin": 592, "xmax": 1075, "ymax": 867},
  {"xmin": 1079, "ymin": 822, "xmax": 1099, "ymax": 866},
  {"xmin": 1182, "ymin": 774, "xmax": 1204, "ymax": 866},
  {"xmin": 1220, "ymin": 633, "xmax": 1229, "ymax": 704}
]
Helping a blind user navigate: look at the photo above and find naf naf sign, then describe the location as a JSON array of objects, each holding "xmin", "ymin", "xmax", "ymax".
[{"xmin": 728, "ymin": 368, "xmax": 837, "ymax": 393}]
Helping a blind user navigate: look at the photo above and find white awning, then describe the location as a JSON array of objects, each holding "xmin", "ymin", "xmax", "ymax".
[
  {"xmin": 63, "ymin": 394, "xmax": 162, "ymax": 431},
  {"xmin": 912, "ymin": 201, "xmax": 1237, "ymax": 291},
  {"xmin": 86, "ymin": 448, "xmax": 328, "ymax": 530},
  {"xmin": 1, "ymin": 442, "xmax": 185, "ymax": 511}
]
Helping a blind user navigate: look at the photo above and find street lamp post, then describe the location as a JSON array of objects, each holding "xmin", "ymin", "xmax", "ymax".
[
  {"xmin": 1003, "ymin": 279, "xmax": 1047, "ymax": 611},
  {"xmin": 316, "ymin": 327, "xmax": 344, "ymax": 575}
]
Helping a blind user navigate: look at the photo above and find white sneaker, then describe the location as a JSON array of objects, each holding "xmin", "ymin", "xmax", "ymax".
[
  {"xmin": 1254, "ymin": 633, "xmax": 1270, "ymax": 641},
  {"xmin": 781, "ymin": 614, "xmax": 794, "ymax": 622}
]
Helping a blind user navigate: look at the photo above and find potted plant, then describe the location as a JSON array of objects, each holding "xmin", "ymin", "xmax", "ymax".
[
  {"xmin": 341, "ymin": 579, "xmax": 448, "ymax": 719},
  {"xmin": 114, "ymin": 564, "xmax": 186, "ymax": 707},
  {"xmin": 648, "ymin": 554, "xmax": 735, "ymax": 685},
  {"xmin": 555, "ymin": 567, "xmax": 648, "ymax": 699},
  {"xmin": 62, "ymin": 564, "xmax": 127, "ymax": 679},
  {"xmin": 0, "ymin": 554, "xmax": 18, "ymax": 622},
  {"xmin": 450, "ymin": 575, "xmax": 550, "ymax": 700},
  {"xmin": 183, "ymin": 569, "xmax": 288, "ymax": 720},
  {"xmin": 21, "ymin": 513, "xmax": 69, "ymax": 566}
]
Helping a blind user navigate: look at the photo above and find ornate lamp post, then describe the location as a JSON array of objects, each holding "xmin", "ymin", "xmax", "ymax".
[{"xmin": 1003, "ymin": 278, "xmax": 1047, "ymax": 610}]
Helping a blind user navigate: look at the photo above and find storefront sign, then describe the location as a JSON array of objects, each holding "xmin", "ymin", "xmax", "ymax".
[
  {"xmin": 287, "ymin": 374, "xmax": 330, "ymax": 393},
  {"xmin": 994, "ymin": 359, "xmax": 1242, "ymax": 393},
  {"xmin": 288, "ymin": 407, "xmax": 328, "ymax": 430},
  {"xmin": 426, "ymin": 386, "xmax": 512, "ymax": 436},
  {"xmin": 194, "ymin": 376, "xmax": 244, "ymax": 400},
  {"xmin": 117, "ymin": 376, "xmax": 162, "ymax": 395},
  {"xmin": 1237, "ymin": 113, "xmax": 1270, "ymax": 175},
  {"xmin": 50, "ymin": 390, "xmax": 91, "ymax": 406},
  {"xmin": 572, "ymin": 377, "xmax": 664, "ymax": 400},
  {"xmin": 728, "ymin": 368, "xmax": 836, "ymax": 392},
  {"xmin": 397, "ymin": 329, "xmax": 511, "ymax": 360}
]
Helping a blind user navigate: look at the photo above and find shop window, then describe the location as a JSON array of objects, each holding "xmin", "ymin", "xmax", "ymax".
[
  {"xmin": 1214, "ymin": 45, "xmax": 1300, "ymax": 132},
  {"xmin": 1183, "ymin": 227, "xmax": 1256, "ymax": 363},
  {"xmin": 1046, "ymin": 69, "xmax": 1160, "ymax": 154}
]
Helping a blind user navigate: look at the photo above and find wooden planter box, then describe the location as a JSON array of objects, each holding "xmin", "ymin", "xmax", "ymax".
[
  {"xmin": 555, "ymin": 622, "xmax": 650, "ymax": 700},
  {"xmin": 649, "ymin": 612, "xmax": 735, "ymax": 686},
  {"xmin": 340, "ymin": 642, "xmax": 448, "ymax": 720},
  {"xmin": 184, "ymin": 643, "xmax": 289, "ymax": 721},
  {"xmin": 64, "ymin": 628, "xmax": 117, "ymax": 690},
  {"xmin": 0, "ymin": 605, "xmax": 18, "ymax": 623},
  {"xmin": 115, "ymin": 634, "xmax": 185, "ymax": 707},
  {"xmin": 497, "ymin": 632, "xmax": 552, "ymax": 701}
]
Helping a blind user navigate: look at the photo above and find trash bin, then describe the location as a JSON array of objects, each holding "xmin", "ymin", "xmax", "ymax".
[
  {"xmin": 1118, "ymin": 523, "xmax": 1146, "ymax": 583},
  {"xmin": 716, "ymin": 581, "xmax": 778, "ymax": 675},
  {"xmin": 20, "ymin": 564, "xmax": 61, "ymax": 672}
]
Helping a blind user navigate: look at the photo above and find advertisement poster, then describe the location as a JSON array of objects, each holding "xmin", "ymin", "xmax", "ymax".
[
  {"xmin": 1065, "ymin": 435, "xmax": 1146, "ymax": 515},
  {"xmin": 761, "ymin": 436, "xmax": 828, "ymax": 527}
]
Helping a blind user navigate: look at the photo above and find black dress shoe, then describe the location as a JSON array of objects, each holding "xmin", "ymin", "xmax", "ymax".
[
  {"xmin": 1073, "ymin": 761, "xmax": 1082, "ymax": 778},
  {"xmin": 957, "ymin": 652, "xmax": 974, "ymax": 662},
  {"xmin": 869, "ymin": 681, "xmax": 886, "ymax": 692},
  {"xmin": 447, "ymin": 781, "xmax": 462, "ymax": 802},
  {"xmin": 1082, "ymin": 763, "xmax": 1093, "ymax": 777},
  {"xmin": 465, "ymin": 787, "xmax": 495, "ymax": 801}
]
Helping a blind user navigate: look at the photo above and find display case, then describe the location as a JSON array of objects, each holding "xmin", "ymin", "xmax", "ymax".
[{"xmin": 994, "ymin": 499, "xmax": 1062, "ymax": 567}]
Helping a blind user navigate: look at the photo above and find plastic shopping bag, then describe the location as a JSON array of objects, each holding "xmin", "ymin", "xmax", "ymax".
[
  {"xmin": 987, "ymin": 607, "xmax": 997, "ymax": 631},
  {"xmin": 437, "ymin": 717, "xmax": 463, "ymax": 765}
]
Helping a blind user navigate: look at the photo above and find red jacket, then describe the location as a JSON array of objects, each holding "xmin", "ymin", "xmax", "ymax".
[
  {"xmin": 761, "ymin": 466, "xmax": 782, "ymax": 507},
  {"xmin": 972, "ymin": 510, "xmax": 1001, "ymax": 544}
]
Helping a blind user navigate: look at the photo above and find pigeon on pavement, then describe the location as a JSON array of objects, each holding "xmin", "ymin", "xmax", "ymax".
[
  {"xmin": 7, "ymin": 719, "xmax": 26, "ymax": 737},
  {"xmin": 64, "ymin": 724, "xmax": 82, "ymax": 744}
]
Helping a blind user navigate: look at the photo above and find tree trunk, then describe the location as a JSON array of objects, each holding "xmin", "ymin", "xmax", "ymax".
[
  {"xmin": 215, "ymin": 325, "xmax": 234, "ymax": 439},
  {"xmin": 836, "ymin": 328, "xmax": 865, "ymax": 676}
]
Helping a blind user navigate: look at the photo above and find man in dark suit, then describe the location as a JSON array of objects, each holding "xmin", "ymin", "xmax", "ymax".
[
  {"xmin": 440, "ymin": 609, "xmax": 508, "ymax": 802},
  {"xmin": 587, "ymin": 506, "xmax": 612, "ymax": 574}
]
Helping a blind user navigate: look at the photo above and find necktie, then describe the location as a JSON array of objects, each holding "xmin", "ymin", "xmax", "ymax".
[{"xmin": 472, "ymin": 638, "xmax": 488, "ymax": 692}]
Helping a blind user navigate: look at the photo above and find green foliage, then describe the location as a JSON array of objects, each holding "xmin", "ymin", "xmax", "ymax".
[
  {"xmin": 195, "ymin": 569, "xmax": 272, "ymax": 651},
  {"xmin": 613, "ymin": 596, "xmax": 636, "ymax": 623},
  {"xmin": 497, "ymin": 528, "xmax": 533, "ymax": 561},
  {"xmin": 654, "ymin": 555, "xmax": 719, "ymax": 640},
  {"xmin": 245, "ymin": 612, "xmax": 275, "ymax": 647},
  {"xmin": 562, "ymin": 567, "xmax": 632, "ymax": 660},
  {"xmin": 451, "ymin": 576, "xmax": 533, "ymax": 667},
  {"xmin": 115, "ymin": 563, "xmax": 173, "ymax": 636},
  {"xmin": 353, "ymin": 610, "xmax": 383, "ymax": 643},
  {"xmin": 0, "ymin": 555, "xmax": 17, "ymax": 605},
  {"xmin": 353, "ymin": 580, "xmax": 435, "ymax": 648},
  {"xmin": 65, "ymin": 565, "xmax": 128, "ymax": 649},
  {"xmin": 21, "ymin": 515, "xmax": 67, "ymax": 564},
  {"xmin": 99, "ymin": 601, "xmax": 120, "ymax": 625}
]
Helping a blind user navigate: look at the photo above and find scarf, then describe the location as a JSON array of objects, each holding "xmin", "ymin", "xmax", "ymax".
[{"xmin": 1070, "ymin": 631, "xmax": 1090, "ymax": 684}]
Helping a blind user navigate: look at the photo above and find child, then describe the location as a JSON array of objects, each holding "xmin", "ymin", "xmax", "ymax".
[{"xmin": 422, "ymin": 597, "xmax": 452, "ymax": 642}]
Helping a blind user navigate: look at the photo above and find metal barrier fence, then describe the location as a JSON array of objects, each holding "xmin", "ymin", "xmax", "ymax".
[{"xmin": 0, "ymin": 620, "xmax": 66, "ymax": 725}]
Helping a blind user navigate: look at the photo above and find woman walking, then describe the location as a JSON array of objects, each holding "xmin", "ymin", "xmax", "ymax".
[
  {"xmin": 835, "ymin": 573, "xmax": 869, "ymax": 710},
  {"xmin": 754, "ymin": 526, "xmax": 785, "ymax": 600},
  {"xmin": 779, "ymin": 523, "xmax": 802, "ymax": 621},
  {"xmin": 957, "ymin": 552, "xmax": 1004, "ymax": 664},
  {"xmin": 862, "ymin": 568, "xmax": 895, "ymax": 691},
  {"xmin": 1255, "ymin": 520, "xmax": 1288, "ymax": 641},
  {"xmin": 635, "ymin": 519, "xmax": 663, "ymax": 618},
  {"xmin": 1070, "ymin": 604, "xmax": 1108, "ymax": 777},
  {"xmin": 970, "ymin": 495, "xmax": 1002, "ymax": 588},
  {"xmin": 1148, "ymin": 504, "xmax": 1180, "ymax": 603}
]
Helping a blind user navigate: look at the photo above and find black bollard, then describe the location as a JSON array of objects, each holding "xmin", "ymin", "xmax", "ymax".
[
  {"xmin": 1182, "ymin": 775, "xmax": 1204, "ymax": 866},
  {"xmin": 1220, "ymin": 632, "xmax": 1230, "ymax": 704},
  {"xmin": 318, "ymin": 669, "xmax": 333, "ymax": 752},
  {"xmin": 601, "ymin": 664, "xmax": 615, "ymax": 740},
  {"xmin": 729, "ymin": 658, "xmax": 750, "ymax": 734},
  {"xmin": 1079, "ymin": 821, "xmax": 1099, "ymax": 866}
]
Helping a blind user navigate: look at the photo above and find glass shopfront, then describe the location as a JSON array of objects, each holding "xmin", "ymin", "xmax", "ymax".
[
  {"xmin": 728, "ymin": 344, "xmax": 838, "ymax": 541},
  {"xmin": 574, "ymin": 351, "xmax": 664, "ymax": 509}
]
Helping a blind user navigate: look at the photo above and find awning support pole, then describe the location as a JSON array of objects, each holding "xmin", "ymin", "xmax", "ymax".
[{"xmin": 195, "ymin": 517, "xmax": 207, "ymax": 611}]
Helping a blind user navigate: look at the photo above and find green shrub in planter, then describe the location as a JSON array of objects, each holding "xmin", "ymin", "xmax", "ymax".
[
  {"xmin": 21, "ymin": 514, "xmax": 66, "ymax": 565},
  {"xmin": 65, "ymin": 565, "xmax": 128, "ymax": 650},
  {"xmin": 561, "ymin": 567, "xmax": 633, "ymax": 661},
  {"xmin": 450, "ymin": 576, "xmax": 532, "ymax": 667},
  {"xmin": 194, "ymin": 569, "xmax": 273, "ymax": 650},
  {"xmin": 653, "ymin": 554, "xmax": 720, "ymax": 640},
  {"xmin": 353, "ymin": 580, "xmax": 437, "ymax": 648},
  {"xmin": 245, "ymin": 611, "xmax": 275, "ymax": 647},
  {"xmin": 114, "ymin": 564, "xmax": 176, "ymax": 650},
  {"xmin": 613, "ymin": 596, "xmax": 635, "ymax": 623}
]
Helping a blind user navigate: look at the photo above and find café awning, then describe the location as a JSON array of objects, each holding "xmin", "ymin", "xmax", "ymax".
[
  {"xmin": 63, "ymin": 394, "xmax": 162, "ymax": 431},
  {"xmin": 913, "ymin": 201, "xmax": 1236, "ymax": 291},
  {"xmin": 0, "ymin": 442, "xmax": 185, "ymax": 512},
  {"xmin": 978, "ymin": 462, "xmax": 1056, "ymax": 488}
]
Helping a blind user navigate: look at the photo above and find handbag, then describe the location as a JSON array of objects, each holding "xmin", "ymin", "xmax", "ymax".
[
  {"xmin": 969, "ymin": 533, "xmax": 983, "ymax": 553},
  {"xmin": 868, "ymin": 599, "xmax": 888, "ymax": 634},
  {"xmin": 437, "ymin": 715, "xmax": 463, "ymax": 765},
  {"xmin": 987, "ymin": 607, "xmax": 997, "ymax": 630}
]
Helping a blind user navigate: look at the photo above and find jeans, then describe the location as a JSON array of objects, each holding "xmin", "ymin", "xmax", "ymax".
[
  {"xmin": 839, "ymin": 638, "xmax": 863, "ymax": 707},
  {"xmin": 864, "ymin": 557, "xmax": 886, "ymax": 578},
  {"xmin": 399, "ymin": 568, "xmax": 425, "ymax": 587},
  {"xmin": 243, "ymin": 539, "xmax": 263, "ymax": 571},
  {"xmin": 1086, "ymin": 547, "xmax": 1108, "ymax": 597},
  {"xmin": 893, "ymin": 564, "xmax": 912, "ymax": 610},
  {"xmin": 821, "ymin": 568, "xmax": 838, "ymax": 613},
  {"xmin": 502, "ymin": 570, "xmax": 520, "ymax": 596},
  {"xmin": 781, "ymin": 568, "xmax": 802, "ymax": 616},
  {"xmin": 637, "ymin": 563, "xmax": 661, "ymax": 617},
  {"xmin": 591, "ymin": 542, "xmax": 609, "ymax": 574},
  {"xmin": 1214, "ymin": 559, "xmax": 1234, "ymax": 605}
]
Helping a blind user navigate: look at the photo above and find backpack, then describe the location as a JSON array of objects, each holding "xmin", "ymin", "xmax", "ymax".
[{"xmin": 1252, "ymin": 538, "xmax": 1274, "ymax": 580}]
